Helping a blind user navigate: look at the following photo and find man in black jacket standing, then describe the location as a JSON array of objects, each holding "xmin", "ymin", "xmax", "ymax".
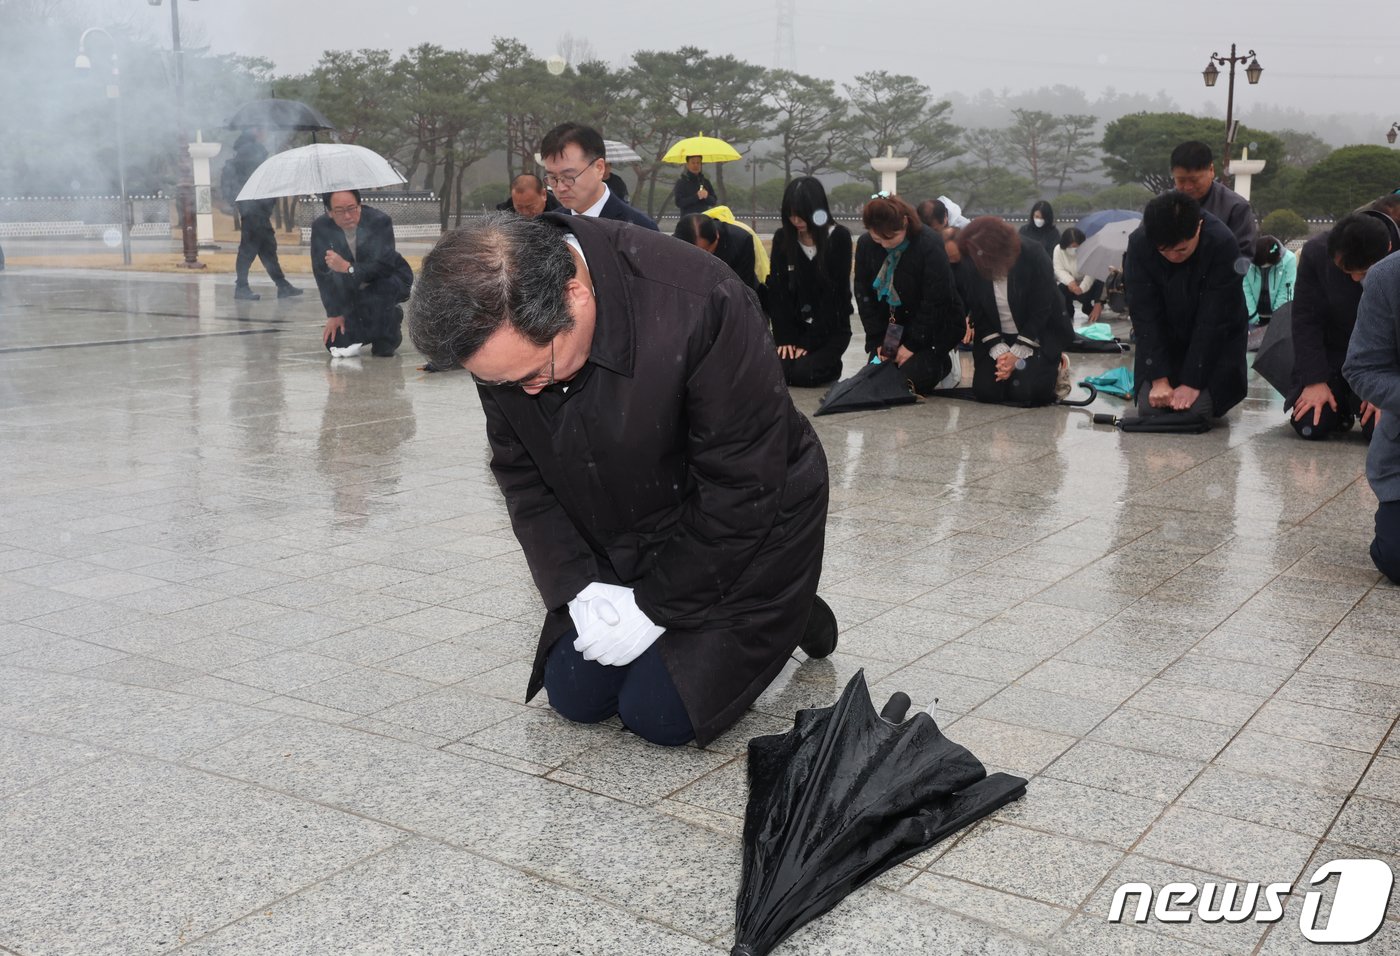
[
  {"xmin": 538, "ymin": 123, "xmax": 658, "ymax": 231},
  {"xmin": 1125, "ymin": 191, "xmax": 1249, "ymax": 418},
  {"xmin": 227, "ymin": 128, "xmax": 301, "ymax": 302},
  {"xmin": 672, "ymin": 155, "xmax": 718, "ymax": 216},
  {"xmin": 312, "ymin": 190, "xmax": 412, "ymax": 357}
]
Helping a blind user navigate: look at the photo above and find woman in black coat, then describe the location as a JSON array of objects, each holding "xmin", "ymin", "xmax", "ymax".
[
  {"xmin": 765, "ymin": 177, "xmax": 854, "ymax": 387},
  {"xmin": 956, "ymin": 216, "xmax": 1073, "ymax": 406},
  {"xmin": 853, "ymin": 195, "xmax": 964, "ymax": 394},
  {"xmin": 1018, "ymin": 199, "xmax": 1060, "ymax": 258}
]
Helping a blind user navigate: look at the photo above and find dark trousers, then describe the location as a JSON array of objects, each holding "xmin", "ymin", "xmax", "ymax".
[
  {"xmin": 874, "ymin": 346, "xmax": 951, "ymax": 396},
  {"xmin": 1059, "ymin": 280, "xmax": 1104, "ymax": 318},
  {"xmin": 325, "ymin": 298, "xmax": 404, "ymax": 357},
  {"xmin": 543, "ymin": 630, "xmax": 695, "ymax": 747},
  {"xmin": 1290, "ymin": 377, "xmax": 1375, "ymax": 442},
  {"xmin": 782, "ymin": 333, "xmax": 850, "ymax": 388},
  {"xmin": 972, "ymin": 347, "xmax": 1059, "ymax": 406},
  {"xmin": 235, "ymin": 214, "xmax": 286, "ymax": 287},
  {"xmin": 1372, "ymin": 500, "xmax": 1400, "ymax": 585}
]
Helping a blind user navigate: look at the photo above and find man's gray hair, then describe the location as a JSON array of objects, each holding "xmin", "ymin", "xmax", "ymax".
[{"xmin": 408, "ymin": 213, "xmax": 576, "ymax": 369}]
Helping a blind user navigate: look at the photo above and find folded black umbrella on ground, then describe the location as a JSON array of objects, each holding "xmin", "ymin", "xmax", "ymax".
[
  {"xmin": 1252, "ymin": 301, "xmax": 1294, "ymax": 397},
  {"xmin": 1093, "ymin": 410, "xmax": 1212, "ymax": 433},
  {"xmin": 813, "ymin": 361, "xmax": 917, "ymax": 416},
  {"xmin": 1067, "ymin": 333, "xmax": 1129, "ymax": 354},
  {"xmin": 731, "ymin": 671, "xmax": 1028, "ymax": 956}
]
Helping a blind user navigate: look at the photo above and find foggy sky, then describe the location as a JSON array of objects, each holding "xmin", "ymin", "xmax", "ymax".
[{"xmin": 169, "ymin": 0, "xmax": 1396, "ymax": 127}]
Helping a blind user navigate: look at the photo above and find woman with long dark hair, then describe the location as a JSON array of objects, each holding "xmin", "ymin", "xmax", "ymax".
[
  {"xmin": 765, "ymin": 177, "xmax": 854, "ymax": 387},
  {"xmin": 957, "ymin": 216, "xmax": 1073, "ymax": 406},
  {"xmin": 1018, "ymin": 199, "xmax": 1060, "ymax": 257},
  {"xmin": 853, "ymin": 194, "xmax": 964, "ymax": 394}
]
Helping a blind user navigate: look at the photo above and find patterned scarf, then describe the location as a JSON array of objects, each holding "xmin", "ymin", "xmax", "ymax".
[{"xmin": 871, "ymin": 238, "xmax": 910, "ymax": 309}]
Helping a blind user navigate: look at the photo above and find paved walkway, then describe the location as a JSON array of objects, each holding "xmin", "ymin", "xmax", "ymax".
[{"xmin": 0, "ymin": 269, "xmax": 1395, "ymax": 955}]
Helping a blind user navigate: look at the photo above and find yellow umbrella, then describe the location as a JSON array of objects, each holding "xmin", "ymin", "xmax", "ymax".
[{"xmin": 662, "ymin": 134, "xmax": 742, "ymax": 164}]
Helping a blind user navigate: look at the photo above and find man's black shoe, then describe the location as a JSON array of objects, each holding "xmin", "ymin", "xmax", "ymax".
[
  {"xmin": 799, "ymin": 595, "xmax": 838, "ymax": 659},
  {"xmin": 233, "ymin": 286, "xmax": 260, "ymax": 301},
  {"xmin": 277, "ymin": 284, "xmax": 303, "ymax": 298}
]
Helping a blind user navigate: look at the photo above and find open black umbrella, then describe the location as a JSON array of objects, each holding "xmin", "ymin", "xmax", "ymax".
[
  {"xmin": 813, "ymin": 361, "xmax": 917, "ymax": 416},
  {"xmin": 732, "ymin": 671, "xmax": 1028, "ymax": 956},
  {"xmin": 226, "ymin": 98, "xmax": 337, "ymax": 133},
  {"xmin": 1252, "ymin": 301, "xmax": 1294, "ymax": 397}
]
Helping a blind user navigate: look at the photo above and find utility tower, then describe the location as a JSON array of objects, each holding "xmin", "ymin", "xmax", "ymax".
[{"xmin": 774, "ymin": 0, "xmax": 797, "ymax": 72}]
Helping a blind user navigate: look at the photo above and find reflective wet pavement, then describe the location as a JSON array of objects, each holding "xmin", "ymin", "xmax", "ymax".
[{"xmin": 1, "ymin": 269, "xmax": 1396, "ymax": 955}]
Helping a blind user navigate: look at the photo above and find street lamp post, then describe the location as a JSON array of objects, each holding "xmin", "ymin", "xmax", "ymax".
[
  {"xmin": 1387, "ymin": 122, "xmax": 1400, "ymax": 145},
  {"xmin": 149, "ymin": 0, "xmax": 203, "ymax": 269},
  {"xmin": 75, "ymin": 28, "xmax": 131, "ymax": 266},
  {"xmin": 1201, "ymin": 43, "xmax": 1263, "ymax": 175}
]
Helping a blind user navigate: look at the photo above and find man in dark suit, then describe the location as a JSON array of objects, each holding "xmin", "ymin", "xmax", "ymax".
[
  {"xmin": 312, "ymin": 190, "xmax": 414, "ymax": 357},
  {"xmin": 495, "ymin": 173, "xmax": 562, "ymax": 217},
  {"xmin": 539, "ymin": 123, "xmax": 658, "ymax": 231},
  {"xmin": 1124, "ymin": 190, "xmax": 1249, "ymax": 418}
]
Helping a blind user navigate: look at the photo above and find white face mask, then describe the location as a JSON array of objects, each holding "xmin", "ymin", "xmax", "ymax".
[{"xmin": 1033, "ymin": 216, "xmax": 1045, "ymax": 228}]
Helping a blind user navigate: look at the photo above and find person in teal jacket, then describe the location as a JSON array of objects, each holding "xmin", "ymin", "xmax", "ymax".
[{"xmin": 1242, "ymin": 235, "xmax": 1297, "ymax": 325}]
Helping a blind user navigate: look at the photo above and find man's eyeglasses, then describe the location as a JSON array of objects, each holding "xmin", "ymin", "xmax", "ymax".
[
  {"xmin": 543, "ymin": 158, "xmax": 599, "ymax": 189},
  {"xmin": 472, "ymin": 339, "xmax": 555, "ymax": 389},
  {"xmin": 330, "ymin": 203, "xmax": 361, "ymax": 216}
]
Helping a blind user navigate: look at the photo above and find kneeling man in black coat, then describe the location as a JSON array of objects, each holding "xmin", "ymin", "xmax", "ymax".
[
  {"xmin": 408, "ymin": 213, "xmax": 835, "ymax": 748},
  {"xmin": 1124, "ymin": 191, "xmax": 1248, "ymax": 418}
]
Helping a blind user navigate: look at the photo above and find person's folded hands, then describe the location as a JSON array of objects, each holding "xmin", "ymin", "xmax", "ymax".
[{"xmin": 569, "ymin": 583, "xmax": 664, "ymax": 667}]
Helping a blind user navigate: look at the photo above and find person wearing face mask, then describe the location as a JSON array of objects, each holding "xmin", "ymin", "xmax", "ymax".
[
  {"xmin": 853, "ymin": 194, "xmax": 965, "ymax": 394},
  {"xmin": 1018, "ymin": 200, "xmax": 1060, "ymax": 258},
  {"xmin": 765, "ymin": 177, "xmax": 854, "ymax": 388},
  {"xmin": 1053, "ymin": 228, "xmax": 1105, "ymax": 324},
  {"xmin": 957, "ymin": 216, "xmax": 1073, "ymax": 406}
]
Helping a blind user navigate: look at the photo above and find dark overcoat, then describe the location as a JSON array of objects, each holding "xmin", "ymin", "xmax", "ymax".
[
  {"xmin": 1289, "ymin": 231, "xmax": 1365, "ymax": 406},
  {"xmin": 766, "ymin": 224, "xmax": 854, "ymax": 353},
  {"xmin": 480, "ymin": 214, "xmax": 830, "ymax": 747},
  {"xmin": 960, "ymin": 241, "xmax": 1071, "ymax": 361},
  {"xmin": 853, "ymin": 225, "xmax": 964, "ymax": 358},
  {"xmin": 1124, "ymin": 211, "xmax": 1249, "ymax": 416}
]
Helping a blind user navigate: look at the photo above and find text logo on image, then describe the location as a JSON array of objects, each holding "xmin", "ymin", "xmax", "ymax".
[{"xmin": 1108, "ymin": 858, "xmax": 1393, "ymax": 944}]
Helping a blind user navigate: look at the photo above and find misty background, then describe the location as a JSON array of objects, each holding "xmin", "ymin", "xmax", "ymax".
[{"xmin": 3, "ymin": 0, "xmax": 1398, "ymax": 224}]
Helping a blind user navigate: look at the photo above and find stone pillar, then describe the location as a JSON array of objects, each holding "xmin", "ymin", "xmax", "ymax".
[
  {"xmin": 870, "ymin": 146, "xmax": 909, "ymax": 196},
  {"xmin": 187, "ymin": 130, "xmax": 222, "ymax": 249},
  {"xmin": 1229, "ymin": 146, "xmax": 1266, "ymax": 203}
]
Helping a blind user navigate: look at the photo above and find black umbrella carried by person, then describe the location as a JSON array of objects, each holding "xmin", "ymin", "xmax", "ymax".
[
  {"xmin": 731, "ymin": 671, "xmax": 1028, "ymax": 956},
  {"xmin": 1251, "ymin": 301, "xmax": 1294, "ymax": 397},
  {"xmin": 226, "ymin": 98, "xmax": 337, "ymax": 133},
  {"xmin": 814, "ymin": 361, "xmax": 917, "ymax": 416}
]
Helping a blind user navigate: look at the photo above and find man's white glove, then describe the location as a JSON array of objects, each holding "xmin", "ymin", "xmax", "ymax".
[{"xmin": 568, "ymin": 582, "xmax": 666, "ymax": 667}]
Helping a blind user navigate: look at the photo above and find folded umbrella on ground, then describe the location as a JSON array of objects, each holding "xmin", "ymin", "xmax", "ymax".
[
  {"xmin": 1079, "ymin": 366, "xmax": 1135, "ymax": 399},
  {"xmin": 731, "ymin": 671, "xmax": 1028, "ymax": 956},
  {"xmin": 1252, "ymin": 301, "xmax": 1294, "ymax": 396},
  {"xmin": 1093, "ymin": 410, "xmax": 1213, "ymax": 433},
  {"xmin": 814, "ymin": 360, "xmax": 918, "ymax": 416}
]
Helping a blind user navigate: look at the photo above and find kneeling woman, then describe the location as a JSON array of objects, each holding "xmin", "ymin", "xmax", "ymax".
[
  {"xmin": 854, "ymin": 194, "xmax": 964, "ymax": 394},
  {"xmin": 765, "ymin": 177, "xmax": 854, "ymax": 387},
  {"xmin": 956, "ymin": 216, "xmax": 1073, "ymax": 406}
]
